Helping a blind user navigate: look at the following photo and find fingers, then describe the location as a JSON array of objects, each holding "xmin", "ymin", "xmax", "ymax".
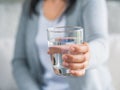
[
  {"xmin": 70, "ymin": 69, "xmax": 85, "ymax": 77},
  {"xmin": 48, "ymin": 46, "xmax": 62, "ymax": 54},
  {"xmin": 63, "ymin": 61, "xmax": 88, "ymax": 70},
  {"xmin": 62, "ymin": 51, "xmax": 89, "ymax": 77},
  {"xmin": 48, "ymin": 45, "xmax": 70, "ymax": 54},
  {"xmin": 48, "ymin": 42, "xmax": 89, "ymax": 55},
  {"xmin": 69, "ymin": 43, "xmax": 89, "ymax": 54},
  {"xmin": 62, "ymin": 51, "xmax": 89, "ymax": 63},
  {"xmin": 62, "ymin": 54, "xmax": 85, "ymax": 63},
  {"xmin": 63, "ymin": 61, "xmax": 87, "ymax": 77}
]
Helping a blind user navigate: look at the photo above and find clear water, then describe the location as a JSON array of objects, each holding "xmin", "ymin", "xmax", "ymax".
[
  {"xmin": 48, "ymin": 37, "xmax": 78, "ymax": 75},
  {"xmin": 48, "ymin": 37, "xmax": 79, "ymax": 46}
]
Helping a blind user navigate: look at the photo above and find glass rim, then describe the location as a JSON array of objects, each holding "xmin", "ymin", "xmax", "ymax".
[{"xmin": 47, "ymin": 26, "xmax": 83, "ymax": 32}]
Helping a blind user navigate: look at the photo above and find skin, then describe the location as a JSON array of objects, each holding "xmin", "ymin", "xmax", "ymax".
[
  {"xmin": 44, "ymin": 0, "xmax": 90, "ymax": 76},
  {"xmin": 43, "ymin": 0, "xmax": 67, "ymax": 20}
]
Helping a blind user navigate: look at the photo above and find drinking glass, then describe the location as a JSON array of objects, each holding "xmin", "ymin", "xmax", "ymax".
[{"xmin": 47, "ymin": 26, "xmax": 83, "ymax": 76}]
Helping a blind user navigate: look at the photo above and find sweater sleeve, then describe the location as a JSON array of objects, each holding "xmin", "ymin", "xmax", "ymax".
[
  {"xmin": 83, "ymin": 0, "xmax": 109, "ymax": 69},
  {"xmin": 12, "ymin": 1, "xmax": 40, "ymax": 90}
]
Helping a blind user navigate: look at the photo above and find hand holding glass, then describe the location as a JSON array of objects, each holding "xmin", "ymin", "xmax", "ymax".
[{"xmin": 47, "ymin": 26, "xmax": 83, "ymax": 76}]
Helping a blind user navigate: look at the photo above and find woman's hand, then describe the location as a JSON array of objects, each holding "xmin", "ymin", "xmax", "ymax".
[
  {"xmin": 62, "ymin": 42, "xmax": 90, "ymax": 76},
  {"xmin": 48, "ymin": 42, "xmax": 90, "ymax": 77}
]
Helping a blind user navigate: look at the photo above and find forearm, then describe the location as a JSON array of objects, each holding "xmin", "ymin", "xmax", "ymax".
[
  {"xmin": 87, "ymin": 38, "xmax": 109, "ymax": 69},
  {"xmin": 83, "ymin": 0, "xmax": 109, "ymax": 69}
]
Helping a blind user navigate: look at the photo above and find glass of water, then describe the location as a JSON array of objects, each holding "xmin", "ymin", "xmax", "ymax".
[{"xmin": 47, "ymin": 26, "xmax": 83, "ymax": 76}]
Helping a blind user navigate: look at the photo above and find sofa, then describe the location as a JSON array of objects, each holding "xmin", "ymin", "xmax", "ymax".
[{"xmin": 0, "ymin": 1, "xmax": 120, "ymax": 90}]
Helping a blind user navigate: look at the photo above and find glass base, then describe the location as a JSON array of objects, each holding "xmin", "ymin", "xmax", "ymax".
[{"xmin": 53, "ymin": 67, "xmax": 71, "ymax": 76}]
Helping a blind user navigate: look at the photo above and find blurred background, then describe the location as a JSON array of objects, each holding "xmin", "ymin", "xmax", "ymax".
[{"xmin": 0, "ymin": 0, "xmax": 120, "ymax": 90}]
